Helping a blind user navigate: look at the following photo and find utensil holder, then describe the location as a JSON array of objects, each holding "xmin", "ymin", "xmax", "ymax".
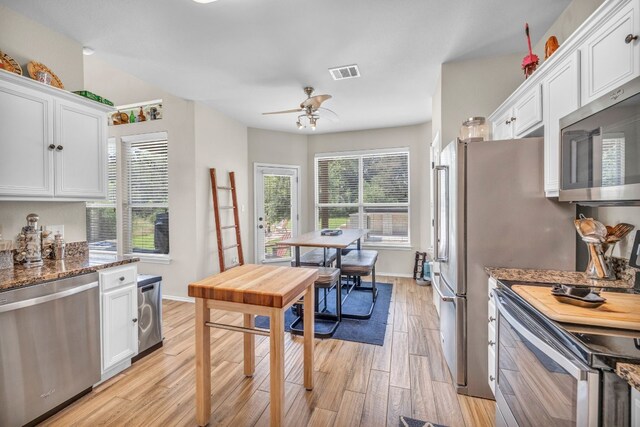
[{"xmin": 586, "ymin": 242, "xmax": 615, "ymax": 280}]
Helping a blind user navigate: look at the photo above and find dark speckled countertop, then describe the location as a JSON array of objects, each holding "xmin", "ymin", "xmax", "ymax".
[
  {"xmin": 616, "ymin": 363, "xmax": 640, "ymax": 391},
  {"xmin": 0, "ymin": 253, "xmax": 139, "ymax": 292},
  {"xmin": 485, "ymin": 266, "xmax": 636, "ymax": 289}
]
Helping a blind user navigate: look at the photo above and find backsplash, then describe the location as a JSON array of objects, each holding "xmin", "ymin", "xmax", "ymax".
[{"xmin": 0, "ymin": 201, "xmax": 87, "ymax": 243}]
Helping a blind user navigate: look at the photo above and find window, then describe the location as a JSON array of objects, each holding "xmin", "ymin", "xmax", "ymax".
[
  {"xmin": 86, "ymin": 138, "xmax": 117, "ymax": 252},
  {"xmin": 122, "ymin": 132, "xmax": 169, "ymax": 256},
  {"xmin": 315, "ymin": 149, "xmax": 410, "ymax": 246}
]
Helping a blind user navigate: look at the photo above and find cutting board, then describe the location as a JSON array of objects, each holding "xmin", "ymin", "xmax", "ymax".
[{"xmin": 512, "ymin": 285, "xmax": 640, "ymax": 331}]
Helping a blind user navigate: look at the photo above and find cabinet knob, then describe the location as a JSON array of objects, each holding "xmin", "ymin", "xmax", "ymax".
[
  {"xmin": 489, "ymin": 375, "xmax": 495, "ymax": 382},
  {"xmin": 56, "ymin": 145, "xmax": 64, "ymax": 151},
  {"xmin": 119, "ymin": 276, "xmax": 125, "ymax": 281},
  {"xmin": 510, "ymin": 117, "xmax": 517, "ymax": 122},
  {"xmin": 258, "ymin": 225, "xmax": 264, "ymax": 229},
  {"xmin": 488, "ymin": 340, "xmax": 496, "ymax": 346},
  {"xmin": 48, "ymin": 144, "xmax": 56, "ymax": 150},
  {"xmin": 505, "ymin": 119, "xmax": 511, "ymax": 125},
  {"xmin": 488, "ymin": 316, "xmax": 496, "ymax": 323},
  {"xmin": 625, "ymin": 34, "xmax": 638, "ymax": 44},
  {"xmin": 132, "ymin": 318, "xmax": 138, "ymax": 323}
]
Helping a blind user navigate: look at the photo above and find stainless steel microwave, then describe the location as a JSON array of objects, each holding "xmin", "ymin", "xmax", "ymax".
[{"xmin": 559, "ymin": 76, "xmax": 640, "ymax": 205}]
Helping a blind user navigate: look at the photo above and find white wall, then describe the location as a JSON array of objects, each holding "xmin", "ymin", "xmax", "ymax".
[
  {"xmin": 247, "ymin": 128, "xmax": 308, "ymax": 263},
  {"xmin": 194, "ymin": 103, "xmax": 249, "ymax": 279},
  {"xmin": 0, "ymin": 5, "xmax": 87, "ymax": 243},
  {"xmin": 438, "ymin": 53, "xmax": 524, "ymax": 146},
  {"xmin": 307, "ymin": 123, "xmax": 432, "ymax": 276}
]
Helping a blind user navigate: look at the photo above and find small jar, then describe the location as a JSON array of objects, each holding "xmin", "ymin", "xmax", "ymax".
[{"xmin": 460, "ymin": 117, "xmax": 490, "ymax": 142}]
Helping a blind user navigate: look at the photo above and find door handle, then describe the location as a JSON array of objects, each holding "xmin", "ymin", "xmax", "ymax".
[{"xmin": 433, "ymin": 281, "xmax": 455, "ymax": 302}]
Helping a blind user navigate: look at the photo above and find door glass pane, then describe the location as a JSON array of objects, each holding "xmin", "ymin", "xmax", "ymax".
[
  {"xmin": 498, "ymin": 314, "xmax": 578, "ymax": 426},
  {"xmin": 263, "ymin": 175, "xmax": 292, "ymax": 261}
]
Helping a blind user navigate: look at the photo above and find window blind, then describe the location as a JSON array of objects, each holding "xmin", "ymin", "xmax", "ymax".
[
  {"xmin": 123, "ymin": 136, "xmax": 169, "ymax": 255},
  {"xmin": 315, "ymin": 150, "xmax": 410, "ymax": 246},
  {"xmin": 86, "ymin": 138, "xmax": 117, "ymax": 252}
]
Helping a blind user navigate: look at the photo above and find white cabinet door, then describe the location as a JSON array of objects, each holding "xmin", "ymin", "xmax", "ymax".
[
  {"xmin": 581, "ymin": 0, "xmax": 640, "ymax": 105},
  {"xmin": 491, "ymin": 109, "xmax": 514, "ymax": 141},
  {"xmin": 632, "ymin": 387, "xmax": 639, "ymax": 427},
  {"xmin": 0, "ymin": 79, "xmax": 54, "ymax": 197},
  {"xmin": 543, "ymin": 51, "xmax": 581, "ymax": 197},
  {"xmin": 54, "ymin": 100, "xmax": 107, "ymax": 198},
  {"xmin": 513, "ymin": 84, "xmax": 543, "ymax": 137},
  {"xmin": 102, "ymin": 284, "xmax": 138, "ymax": 372}
]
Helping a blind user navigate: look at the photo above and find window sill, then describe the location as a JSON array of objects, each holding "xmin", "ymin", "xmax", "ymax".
[
  {"xmin": 129, "ymin": 254, "xmax": 172, "ymax": 265},
  {"xmin": 363, "ymin": 244, "xmax": 413, "ymax": 251}
]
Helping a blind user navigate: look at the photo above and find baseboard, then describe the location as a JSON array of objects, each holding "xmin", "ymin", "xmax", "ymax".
[
  {"xmin": 377, "ymin": 271, "xmax": 414, "ymax": 278},
  {"xmin": 163, "ymin": 294, "xmax": 195, "ymax": 303}
]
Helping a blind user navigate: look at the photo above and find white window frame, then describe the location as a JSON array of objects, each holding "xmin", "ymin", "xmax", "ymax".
[
  {"xmin": 120, "ymin": 132, "xmax": 170, "ymax": 263},
  {"xmin": 314, "ymin": 147, "xmax": 411, "ymax": 248}
]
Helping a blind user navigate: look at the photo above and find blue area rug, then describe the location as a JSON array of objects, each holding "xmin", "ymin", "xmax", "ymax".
[{"xmin": 255, "ymin": 281, "xmax": 392, "ymax": 346}]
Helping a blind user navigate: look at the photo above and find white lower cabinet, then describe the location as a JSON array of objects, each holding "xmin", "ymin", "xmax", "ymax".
[
  {"xmin": 488, "ymin": 277, "xmax": 498, "ymax": 396},
  {"xmin": 632, "ymin": 387, "xmax": 639, "ymax": 427},
  {"xmin": 99, "ymin": 265, "xmax": 138, "ymax": 381}
]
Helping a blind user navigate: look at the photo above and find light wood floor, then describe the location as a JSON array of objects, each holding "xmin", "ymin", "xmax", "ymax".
[{"xmin": 40, "ymin": 276, "xmax": 495, "ymax": 427}]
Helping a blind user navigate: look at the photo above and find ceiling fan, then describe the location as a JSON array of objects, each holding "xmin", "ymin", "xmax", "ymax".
[{"xmin": 262, "ymin": 87, "xmax": 338, "ymax": 130}]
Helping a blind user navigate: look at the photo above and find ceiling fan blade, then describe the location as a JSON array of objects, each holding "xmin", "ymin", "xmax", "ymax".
[
  {"xmin": 318, "ymin": 107, "xmax": 340, "ymax": 122},
  {"xmin": 301, "ymin": 94, "xmax": 332, "ymax": 109},
  {"xmin": 262, "ymin": 108, "xmax": 302, "ymax": 115}
]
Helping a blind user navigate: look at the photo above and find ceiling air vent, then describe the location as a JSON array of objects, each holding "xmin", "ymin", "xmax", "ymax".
[{"xmin": 329, "ymin": 64, "xmax": 360, "ymax": 81}]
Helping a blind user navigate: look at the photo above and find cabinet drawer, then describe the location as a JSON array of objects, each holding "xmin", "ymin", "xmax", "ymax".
[{"xmin": 100, "ymin": 265, "xmax": 137, "ymax": 291}]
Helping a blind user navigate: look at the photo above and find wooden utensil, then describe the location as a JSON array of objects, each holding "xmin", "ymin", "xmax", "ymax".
[{"xmin": 612, "ymin": 223, "xmax": 635, "ymax": 240}]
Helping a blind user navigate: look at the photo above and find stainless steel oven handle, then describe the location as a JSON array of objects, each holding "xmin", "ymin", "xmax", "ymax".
[
  {"xmin": 433, "ymin": 278, "xmax": 455, "ymax": 302},
  {"xmin": 434, "ymin": 165, "xmax": 449, "ymax": 262},
  {"xmin": 494, "ymin": 290, "xmax": 588, "ymax": 380},
  {"xmin": 0, "ymin": 281, "xmax": 98, "ymax": 313}
]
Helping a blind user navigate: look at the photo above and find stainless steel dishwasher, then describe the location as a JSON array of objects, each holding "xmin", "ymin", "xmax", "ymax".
[
  {"xmin": 0, "ymin": 273, "xmax": 100, "ymax": 427},
  {"xmin": 133, "ymin": 274, "xmax": 163, "ymax": 361}
]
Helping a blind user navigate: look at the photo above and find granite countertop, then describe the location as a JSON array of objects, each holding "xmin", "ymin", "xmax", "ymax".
[
  {"xmin": 485, "ymin": 267, "xmax": 636, "ymax": 289},
  {"xmin": 0, "ymin": 253, "xmax": 139, "ymax": 292},
  {"xmin": 616, "ymin": 363, "xmax": 640, "ymax": 391}
]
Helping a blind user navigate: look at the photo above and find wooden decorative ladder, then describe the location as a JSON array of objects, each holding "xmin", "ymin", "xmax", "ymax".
[{"xmin": 210, "ymin": 168, "xmax": 244, "ymax": 272}]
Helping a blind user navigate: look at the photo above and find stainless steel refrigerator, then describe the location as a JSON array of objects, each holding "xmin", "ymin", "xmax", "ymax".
[{"xmin": 432, "ymin": 137, "xmax": 576, "ymax": 399}]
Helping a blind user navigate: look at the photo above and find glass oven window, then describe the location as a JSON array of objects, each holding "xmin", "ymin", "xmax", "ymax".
[
  {"xmin": 561, "ymin": 93, "xmax": 640, "ymax": 189},
  {"xmin": 498, "ymin": 314, "xmax": 578, "ymax": 426}
]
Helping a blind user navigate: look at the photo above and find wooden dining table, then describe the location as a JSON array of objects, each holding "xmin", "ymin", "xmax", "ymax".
[
  {"xmin": 279, "ymin": 228, "xmax": 369, "ymax": 320},
  {"xmin": 188, "ymin": 264, "xmax": 318, "ymax": 427}
]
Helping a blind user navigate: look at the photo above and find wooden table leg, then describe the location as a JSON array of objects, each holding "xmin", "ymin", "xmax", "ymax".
[
  {"xmin": 303, "ymin": 285, "xmax": 315, "ymax": 390},
  {"xmin": 243, "ymin": 313, "xmax": 255, "ymax": 376},
  {"xmin": 195, "ymin": 298, "xmax": 211, "ymax": 426},
  {"xmin": 269, "ymin": 309, "xmax": 285, "ymax": 427}
]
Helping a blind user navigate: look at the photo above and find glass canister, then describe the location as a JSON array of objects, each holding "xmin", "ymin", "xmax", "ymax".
[
  {"xmin": 459, "ymin": 117, "xmax": 490, "ymax": 142},
  {"xmin": 22, "ymin": 213, "xmax": 43, "ymax": 267}
]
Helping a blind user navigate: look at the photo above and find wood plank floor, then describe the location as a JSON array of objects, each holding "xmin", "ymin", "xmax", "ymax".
[{"xmin": 40, "ymin": 276, "xmax": 495, "ymax": 427}]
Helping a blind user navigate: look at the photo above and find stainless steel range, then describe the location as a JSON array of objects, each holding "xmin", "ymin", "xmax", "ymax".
[{"xmin": 494, "ymin": 281, "xmax": 639, "ymax": 427}]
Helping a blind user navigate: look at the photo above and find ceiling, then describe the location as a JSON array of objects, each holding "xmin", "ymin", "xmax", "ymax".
[{"xmin": 2, "ymin": 0, "xmax": 571, "ymax": 134}]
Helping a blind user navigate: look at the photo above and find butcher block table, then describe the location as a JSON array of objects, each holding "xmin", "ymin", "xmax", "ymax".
[{"xmin": 188, "ymin": 264, "xmax": 318, "ymax": 426}]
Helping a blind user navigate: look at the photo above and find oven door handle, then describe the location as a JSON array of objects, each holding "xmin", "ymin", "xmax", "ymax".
[{"xmin": 494, "ymin": 289, "xmax": 590, "ymax": 380}]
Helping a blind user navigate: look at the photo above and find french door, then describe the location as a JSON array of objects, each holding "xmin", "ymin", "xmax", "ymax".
[{"xmin": 255, "ymin": 164, "xmax": 299, "ymax": 263}]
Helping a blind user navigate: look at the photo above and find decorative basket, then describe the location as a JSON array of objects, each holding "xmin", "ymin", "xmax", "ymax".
[
  {"xmin": 27, "ymin": 61, "xmax": 64, "ymax": 89},
  {"xmin": 0, "ymin": 50, "xmax": 22, "ymax": 75}
]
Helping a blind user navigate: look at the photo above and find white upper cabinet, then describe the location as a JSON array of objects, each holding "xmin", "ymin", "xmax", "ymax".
[
  {"xmin": 0, "ymin": 71, "xmax": 112, "ymax": 201},
  {"xmin": 543, "ymin": 52, "xmax": 581, "ymax": 197},
  {"xmin": 580, "ymin": 0, "xmax": 640, "ymax": 105},
  {"xmin": 488, "ymin": 0, "xmax": 638, "ymax": 198},
  {"xmin": 513, "ymin": 84, "xmax": 543, "ymax": 138},
  {"xmin": 489, "ymin": 84, "xmax": 543, "ymax": 140},
  {"xmin": 0, "ymin": 78, "xmax": 54, "ymax": 197},
  {"xmin": 54, "ymin": 100, "xmax": 106, "ymax": 198}
]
